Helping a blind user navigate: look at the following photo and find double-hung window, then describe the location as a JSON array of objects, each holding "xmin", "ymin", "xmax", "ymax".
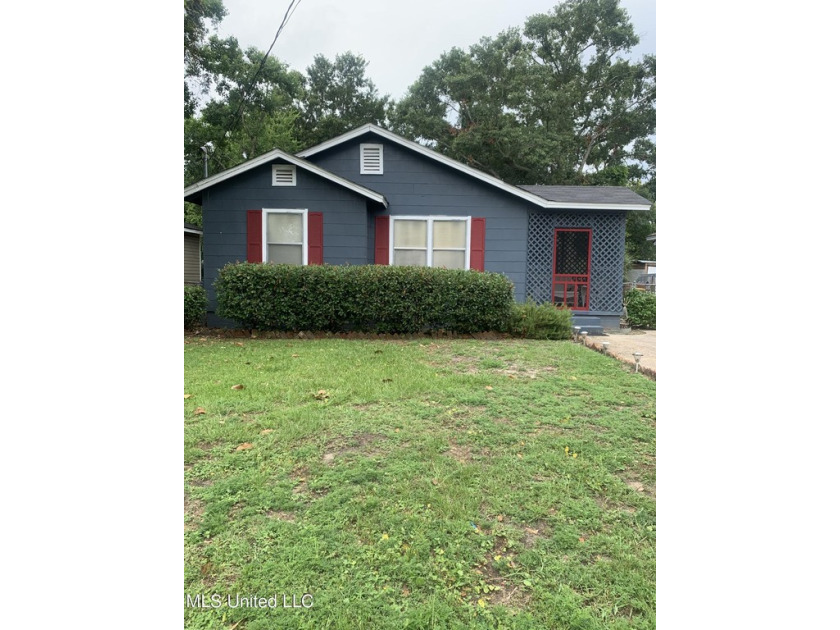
[
  {"xmin": 264, "ymin": 209, "xmax": 308, "ymax": 265},
  {"xmin": 391, "ymin": 216, "xmax": 470, "ymax": 269}
]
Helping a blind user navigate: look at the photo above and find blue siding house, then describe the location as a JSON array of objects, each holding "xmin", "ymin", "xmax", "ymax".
[{"xmin": 184, "ymin": 124, "xmax": 651, "ymax": 329}]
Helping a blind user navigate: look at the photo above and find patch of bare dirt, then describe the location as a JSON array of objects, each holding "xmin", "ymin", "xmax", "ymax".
[
  {"xmin": 493, "ymin": 416, "xmax": 515, "ymax": 427},
  {"xmin": 446, "ymin": 441, "xmax": 474, "ymax": 464},
  {"xmin": 322, "ymin": 433, "xmax": 388, "ymax": 465},
  {"xmin": 266, "ymin": 510, "xmax": 296, "ymax": 522},
  {"xmin": 184, "ymin": 495, "xmax": 204, "ymax": 531},
  {"xmin": 289, "ymin": 465, "xmax": 330, "ymax": 501},
  {"xmin": 187, "ymin": 477, "xmax": 214, "ymax": 487},
  {"xmin": 521, "ymin": 521, "xmax": 551, "ymax": 548},
  {"xmin": 495, "ymin": 364, "xmax": 554, "ymax": 380},
  {"xmin": 448, "ymin": 355, "xmax": 481, "ymax": 374},
  {"xmin": 621, "ymin": 472, "xmax": 656, "ymax": 499},
  {"xmin": 474, "ymin": 536, "xmax": 532, "ymax": 608},
  {"xmin": 594, "ymin": 495, "xmax": 637, "ymax": 514}
]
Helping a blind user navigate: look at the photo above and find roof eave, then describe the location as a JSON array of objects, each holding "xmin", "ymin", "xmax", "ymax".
[{"xmin": 542, "ymin": 202, "xmax": 651, "ymax": 211}]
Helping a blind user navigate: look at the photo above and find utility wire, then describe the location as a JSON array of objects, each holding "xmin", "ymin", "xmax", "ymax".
[
  {"xmin": 200, "ymin": 0, "xmax": 302, "ymax": 177},
  {"xmin": 228, "ymin": 0, "xmax": 303, "ymax": 132},
  {"xmin": 200, "ymin": 0, "xmax": 301, "ymax": 178}
]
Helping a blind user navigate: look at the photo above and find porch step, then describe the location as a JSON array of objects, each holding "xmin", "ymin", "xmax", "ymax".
[{"xmin": 571, "ymin": 316, "xmax": 604, "ymax": 336}]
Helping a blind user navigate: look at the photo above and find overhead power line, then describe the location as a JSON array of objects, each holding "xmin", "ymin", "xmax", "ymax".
[{"xmin": 227, "ymin": 0, "xmax": 303, "ymax": 137}]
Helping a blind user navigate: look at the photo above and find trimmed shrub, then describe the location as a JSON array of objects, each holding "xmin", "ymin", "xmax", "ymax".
[
  {"xmin": 625, "ymin": 289, "xmax": 656, "ymax": 329},
  {"xmin": 507, "ymin": 299, "xmax": 573, "ymax": 340},
  {"xmin": 214, "ymin": 263, "xmax": 515, "ymax": 333},
  {"xmin": 184, "ymin": 285, "xmax": 207, "ymax": 328}
]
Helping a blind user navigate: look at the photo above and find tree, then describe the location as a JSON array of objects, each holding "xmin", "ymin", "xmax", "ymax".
[
  {"xmin": 391, "ymin": 0, "xmax": 655, "ymax": 187},
  {"xmin": 183, "ymin": 7, "xmax": 304, "ymax": 224},
  {"xmin": 298, "ymin": 52, "xmax": 391, "ymax": 146},
  {"xmin": 625, "ymin": 138, "xmax": 656, "ymax": 264},
  {"xmin": 184, "ymin": 0, "xmax": 227, "ymax": 118},
  {"xmin": 184, "ymin": 35, "xmax": 305, "ymax": 187}
]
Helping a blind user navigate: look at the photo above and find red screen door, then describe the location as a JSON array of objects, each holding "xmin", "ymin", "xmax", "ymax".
[{"xmin": 552, "ymin": 228, "xmax": 592, "ymax": 310}]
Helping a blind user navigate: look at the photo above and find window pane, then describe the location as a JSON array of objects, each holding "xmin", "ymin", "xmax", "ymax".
[
  {"xmin": 393, "ymin": 249, "xmax": 427, "ymax": 266},
  {"xmin": 394, "ymin": 220, "xmax": 427, "ymax": 248},
  {"xmin": 267, "ymin": 244, "xmax": 303, "ymax": 264},
  {"xmin": 433, "ymin": 220, "xmax": 466, "ymax": 248},
  {"xmin": 267, "ymin": 213, "xmax": 303, "ymax": 243},
  {"xmin": 432, "ymin": 250, "xmax": 465, "ymax": 269}
]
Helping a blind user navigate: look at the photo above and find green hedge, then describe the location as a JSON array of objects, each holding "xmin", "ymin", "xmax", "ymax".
[
  {"xmin": 215, "ymin": 263, "xmax": 515, "ymax": 333},
  {"xmin": 625, "ymin": 289, "xmax": 656, "ymax": 329},
  {"xmin": 184, "ymin": 285, "xmax": 207, "ymax": 329},
  {"xmin": 507, "ymin": 299, "xmax": 573, "ymax": 340}
]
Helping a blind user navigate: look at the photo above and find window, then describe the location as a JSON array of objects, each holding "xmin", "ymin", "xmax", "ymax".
[
  {"xmin": 360, "ymin": 144, "xmax": 383, "ymax": 174},
  {"xmin": 391, "ymin": 216, "xmax": 470, "ymax": 269},
  {"xmin": 271, "ymin": 164, "xmax": 296, "ymax": 186},
  {"xmin": 264, "ymin": 209, "xmax": 307, "ymax": 265}
]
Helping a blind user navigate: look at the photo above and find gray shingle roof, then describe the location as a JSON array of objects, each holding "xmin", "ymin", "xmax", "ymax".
[{"xmin": 518, "ymin": 185, "xmax": 651, "ymax": 207}]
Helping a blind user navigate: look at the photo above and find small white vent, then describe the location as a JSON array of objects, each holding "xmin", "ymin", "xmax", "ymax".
[
  {"xmin": 272, "ymin": 164, "xmax": 296, "ymax": 186},
  {"xmin": 360, "ymin": 144, "xmax": 383, "ymax": 175}
]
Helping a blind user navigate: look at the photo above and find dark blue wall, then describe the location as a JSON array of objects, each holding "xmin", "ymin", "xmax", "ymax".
[
  {"xmin": 200, "ymin": 161, "xmax": 369, "ymax": 316},
  {"xmin": 306, "ymin": 134, "xmax": 531, "ymax": 301}
]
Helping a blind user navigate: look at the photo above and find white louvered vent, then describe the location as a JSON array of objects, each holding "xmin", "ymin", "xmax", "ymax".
[
  {"xmin": 272, "ymin": 164, "xmax": 296, "ymax": 186},
  {"xmin": 360, "ymin": 144, "xmax": 383, "ymax": 175}
]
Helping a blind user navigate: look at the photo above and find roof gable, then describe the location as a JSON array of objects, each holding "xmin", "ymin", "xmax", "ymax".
[
  {"xmin": 183, "ymin": 148, "xmax": 388, "ymax": 207},
  {"xmin": 298, "ymin": 125, "xmax": 651, "ymax": 211}
]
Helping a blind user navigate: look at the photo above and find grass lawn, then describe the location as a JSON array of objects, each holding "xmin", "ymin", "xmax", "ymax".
[{"xmin": 184, "ymin": 336, "xmax": 656, "ymax": 629}]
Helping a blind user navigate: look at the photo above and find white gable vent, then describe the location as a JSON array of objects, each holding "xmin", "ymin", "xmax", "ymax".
[
  {"xmin": 272, "ymin": 164, "xmax": 296, "ymax": 186},
  {"xmin": 360, "ymin": 143, "xmax": 383, "ymax": 175}
]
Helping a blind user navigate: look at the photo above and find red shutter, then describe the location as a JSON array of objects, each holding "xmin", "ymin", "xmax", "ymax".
[
  {"xmin": 374, "ymin": 216, "xmax": 390, "ymax": 265},
  {"xmin": 246, "ymin": 210, "xmax": 262, "ymax": 262},
  {"xmin": 308, "ymin": 212, "xmax": 324, "ymax": 265},
  {"xmin": 470, "ymin": 217, "xmax": 486, "ymax": 271}
]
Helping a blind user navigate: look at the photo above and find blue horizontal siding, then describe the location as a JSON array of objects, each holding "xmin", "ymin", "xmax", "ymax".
[
  {"xmin": 201, "ymin": 162, "xmax": 370, "ymax": 310},
  {"xmin": 308, "ymin": 137, "xmax": 532, "ymax": 301}
]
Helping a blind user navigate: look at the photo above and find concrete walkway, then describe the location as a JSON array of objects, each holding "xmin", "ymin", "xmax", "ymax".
[{"xmin": 581, "ymin": 330, "xmax": 656, "ymax": 377}]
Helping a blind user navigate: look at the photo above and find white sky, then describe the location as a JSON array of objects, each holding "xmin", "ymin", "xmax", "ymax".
[{"xmin": 215, "ymin": 0, "xmax": 656, "ymax": 100}]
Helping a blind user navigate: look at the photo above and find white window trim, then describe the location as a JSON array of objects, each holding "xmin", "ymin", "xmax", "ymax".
[
  {"xmin": 263, "ymin": 208, "xmax": 308, "ymax": 265},
  {"xmin": 389, "ymin": 216, "xmax": 471, "ymax": 269},
  {"xmin": 271, "ymin": 164, "xmax": 297, "ymax": 186},
  {"xmin": 360, "ymin": 143, "xmax": 384, "ymax": 175}
]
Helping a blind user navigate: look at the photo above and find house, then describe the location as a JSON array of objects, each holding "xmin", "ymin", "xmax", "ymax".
[
  {"xmin": 183, "ymin": 124, "xmax": 652, "ymax": 331},
  {"xmin": 184, "ymin": 223, "xmax": 202, "ymax": 285}
]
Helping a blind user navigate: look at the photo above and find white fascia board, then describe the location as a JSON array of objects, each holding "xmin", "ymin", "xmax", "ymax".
[
  {"xmin": 183, "ymin": 148, "xmax": 388, "ymax": 207},
  {"xmin": 184, "ymin": 227, "xmax": 203, "ymax": 235},
  {"xmin": 542, "ymin": 202, "xmax": 652, "ymax": 211},
  {"xmin": 297, "ymin": 125, "xmax": 650, "ymax": 212}
]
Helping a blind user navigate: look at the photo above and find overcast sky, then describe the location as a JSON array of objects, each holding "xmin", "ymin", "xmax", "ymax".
[{"xmin": 214, "ymin": 0, "xmax": 656, "ymax": 101}]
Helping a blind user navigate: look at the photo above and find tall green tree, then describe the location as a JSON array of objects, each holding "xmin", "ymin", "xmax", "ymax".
[
  {"xmin": 392, "ymin": 0, "xmax": 655, "ymax": 187},
  {"xmin": 184, "ymin": 0, "xmax": 227, "ymax": 118},
  {"xmin": 298, "ymin": 52, "xmax": 391, "ymax": 147},
  {"xmin": 184, "ymin": 35, "xmax": 305, "ymax": 187}
]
